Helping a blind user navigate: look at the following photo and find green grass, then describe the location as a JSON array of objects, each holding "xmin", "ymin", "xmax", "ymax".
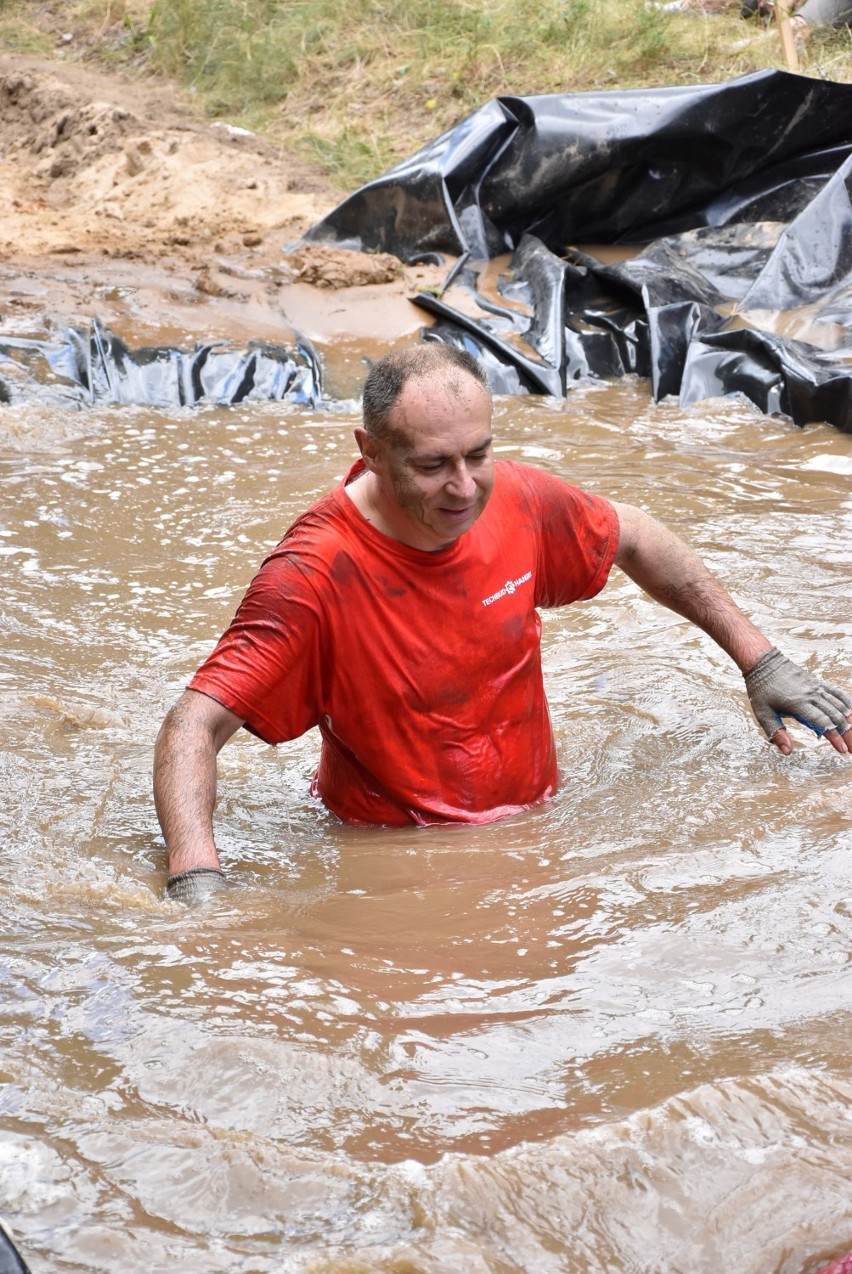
[{"xmin": 5, "ymin": 0, "xmax": 852, "ymax": 189}]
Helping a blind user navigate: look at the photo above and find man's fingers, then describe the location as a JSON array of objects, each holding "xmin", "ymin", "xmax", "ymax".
[
  {"xmin": 770, "ymin": 713, "xmax": 851, "ymax": 755},
  {"xmin": 745, "ymin": 649, "xmax": 852, "ymax": 749},
  {"xmin": 795, "ymin": 690, "xmax": 852, "ymax": 737},
  {"xmin": 795, "ymin": 704, "xmax": 843, "ymax": 737},
  {"xmin": 814, "ymin": 685, "xmax": 852, "ymax": 726},
  {"xmin": 753, "ymin": 703, "xmax": 784, "ymax": 739},
  {"xmin": 822, "ymin": 680, "xmax": 852, "ymax": 710},
  {"xmin": 769, "ymin": 726, "xmax": 793, "ymax": 755}
]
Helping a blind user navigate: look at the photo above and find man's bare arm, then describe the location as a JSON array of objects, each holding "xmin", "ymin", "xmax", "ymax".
[
  {"xmin": 612, "ymin": 502, "xmax": 771, "ymax": 670},
  {"xmin": 153, "ymin": 689, "xmax": 245, "ymax": 880},
  {"xmin": 610, "ymin": 501, "xmax": 851, "ymax": 754}
]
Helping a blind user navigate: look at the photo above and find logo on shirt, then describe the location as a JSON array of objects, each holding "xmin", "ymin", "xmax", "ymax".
[{"xmin": 481, "ymin": 569, "xmax": 532, "ymax": 607}]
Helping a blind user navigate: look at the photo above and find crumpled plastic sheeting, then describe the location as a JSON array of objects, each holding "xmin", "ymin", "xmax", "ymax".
[
  {"xmin": 0, "ymin": 319, "xmax": 323, "ymax": 409},
  {"xmin": 304, "ymin": 70, "xmax": 852, "ymax": 432}
]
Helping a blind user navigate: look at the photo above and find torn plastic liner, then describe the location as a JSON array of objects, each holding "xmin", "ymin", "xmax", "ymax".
[
  {"xmin": 0, "ymin": 319, "xmax": 323, "ymax": 409},
  {"xmin": 304, "ymin": 69, "xmax": 852, "ymax": 432},
  {"xmin": 4, "ymin": 70, "xmax": 852, "ymax": 428}
]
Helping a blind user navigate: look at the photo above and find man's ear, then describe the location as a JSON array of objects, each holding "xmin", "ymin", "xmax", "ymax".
[{"xmin": 354, "ymin": 427, "xmax": 382, "ymax": 473}]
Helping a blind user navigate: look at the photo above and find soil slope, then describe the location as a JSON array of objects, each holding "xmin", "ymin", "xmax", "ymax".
[{"xmin": 0, "ymin": 55, "xmax": 445, "ymax": 371}]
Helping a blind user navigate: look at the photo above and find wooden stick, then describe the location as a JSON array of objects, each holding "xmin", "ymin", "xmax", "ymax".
[{"xmin": 774, "ymin": 2, "xmax": 801, "ymax": 71}]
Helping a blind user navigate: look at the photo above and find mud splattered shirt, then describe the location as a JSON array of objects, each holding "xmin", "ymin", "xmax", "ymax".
[{"xmin": 189, "ymin": 459, "xmax": 619, "ymax": 825}]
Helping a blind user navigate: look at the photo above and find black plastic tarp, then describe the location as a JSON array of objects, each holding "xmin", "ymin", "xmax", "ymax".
[
  {"xmin": 5, "ymin": 70, "xmax": 852, "ymax": 428},
  {"xmin": 0, "ymin": 321, "xmax": 323, "ymax": 410},
  {"xmin": 305, "ymin": 69, "xmax": 852, "ymax": 432}
]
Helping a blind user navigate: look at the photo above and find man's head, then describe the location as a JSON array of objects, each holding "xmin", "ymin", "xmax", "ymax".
[
  {"xmin": 355, "ymin": 343, "xmax": 495, "ymax": 552},
  {"xmin": 362, "ymin": 343, "xmax": 490, "ymax": 442}
]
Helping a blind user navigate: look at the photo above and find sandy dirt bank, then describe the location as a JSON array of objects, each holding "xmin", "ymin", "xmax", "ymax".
[{"xmin": 0, "ymin": 55, "xmax": 446, "ymax": 387}]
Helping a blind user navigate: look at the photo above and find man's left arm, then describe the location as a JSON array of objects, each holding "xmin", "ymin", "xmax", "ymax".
[{"xmin": 611, "ymin": 501, "xmax": 851, "ymax": 755}]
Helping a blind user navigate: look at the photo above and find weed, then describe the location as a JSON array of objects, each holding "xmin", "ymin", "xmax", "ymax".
[{"xmin": 3, "ymin": 0, "xmax": 850, "ymax": 190}]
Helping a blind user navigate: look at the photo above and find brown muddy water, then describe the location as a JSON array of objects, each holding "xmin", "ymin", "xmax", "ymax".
[{"xmin": 1, "ymin": 372, "xmax": 851, "ymax": 1273}]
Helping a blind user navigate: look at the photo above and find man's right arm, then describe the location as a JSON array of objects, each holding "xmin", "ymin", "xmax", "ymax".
[{"xmin": 153, "ymin": 689, "xmax": 245, "ymax": 899}]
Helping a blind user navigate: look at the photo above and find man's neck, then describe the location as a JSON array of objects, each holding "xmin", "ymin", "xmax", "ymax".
[{"xmin": 344, "ymin": 468, "xmax": 392, "ymax": 537}]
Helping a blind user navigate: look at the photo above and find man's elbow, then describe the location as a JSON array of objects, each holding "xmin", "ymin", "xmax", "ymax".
[
  {"xmin": 155, "ymin": 694, "xmax": 191, "ymax": 755},
  {"xmin": 611, "ymin": 500, "xmax": 648, "ymax": 569},
  {"xmin": 156, "ymin": 688, "xmax": 245, "ymax": 757}
]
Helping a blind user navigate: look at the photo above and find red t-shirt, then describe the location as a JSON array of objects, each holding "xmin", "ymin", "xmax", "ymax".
[{"xmin": 189, "ymin": 459, "xmax": 619, "ymax": 826}]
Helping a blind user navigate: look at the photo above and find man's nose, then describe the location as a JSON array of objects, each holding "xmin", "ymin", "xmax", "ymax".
[{"xmin": 445, "ymin": 462, "xmax": 477, "ymax": 499}]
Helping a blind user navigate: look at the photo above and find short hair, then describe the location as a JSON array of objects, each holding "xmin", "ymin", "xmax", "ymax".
[{"xmin": 362, "ymin": 343, "xmax": 490, "ymax": 442}]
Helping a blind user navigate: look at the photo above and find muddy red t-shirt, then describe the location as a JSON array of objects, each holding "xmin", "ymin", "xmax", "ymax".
[{"xmin": 189, "ymin": 459, "xmax": 619, "ymax": 825}]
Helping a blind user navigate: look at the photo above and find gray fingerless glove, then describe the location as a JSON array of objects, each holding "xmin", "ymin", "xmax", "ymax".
[
  {"xmin": 744, "ymin": 647, "xmax": 852, "ymax": 739},
  {"xmin": 166, "ymin": 867, "xmax": 227, "ymax": 904}
]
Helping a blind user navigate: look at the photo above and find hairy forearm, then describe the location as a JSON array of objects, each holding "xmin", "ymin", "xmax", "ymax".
[
  {"xmin": 153, "ymin": 695, "xmax": 229, "ymax": 875},
  {"xmin": 612, "ymin": 503, "xmax": 772, "ymax": 673}
]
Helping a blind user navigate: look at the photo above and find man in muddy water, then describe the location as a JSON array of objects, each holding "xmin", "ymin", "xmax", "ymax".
[{"xmin": 153, "ymin": 343, "xmax": 852, "ymax": 904}]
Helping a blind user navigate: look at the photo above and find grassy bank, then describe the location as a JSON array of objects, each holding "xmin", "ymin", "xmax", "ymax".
[{"xmin": 2, "ymin": 0, "xmax": 850, "ymax": 188}]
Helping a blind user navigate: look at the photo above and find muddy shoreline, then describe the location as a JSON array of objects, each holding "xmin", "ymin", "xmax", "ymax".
[{"xmin": 0, "ymin": 55, "xmax": 448, "ymax": 394}]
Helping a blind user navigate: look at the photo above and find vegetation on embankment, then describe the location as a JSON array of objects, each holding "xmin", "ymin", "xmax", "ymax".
[{"xmin": 2, "ymin": 1, "xmax": 850, "ymax": 189}]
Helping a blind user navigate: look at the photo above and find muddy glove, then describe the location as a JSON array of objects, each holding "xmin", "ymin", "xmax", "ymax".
[
  {"xmin": 166, "ymin": 867, "xmax": 227, "ymax": 905},
  {"xmin": 744, "ymin": 647, "xmax": 852, "ymax": 740}
]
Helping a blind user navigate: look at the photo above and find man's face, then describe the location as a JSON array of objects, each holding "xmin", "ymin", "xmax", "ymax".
[{"xmin": 363, "ymin": 372, "xmax": 495, "ymax": 551}]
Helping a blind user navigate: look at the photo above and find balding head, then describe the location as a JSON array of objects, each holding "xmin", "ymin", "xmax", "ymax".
[{"xmin": 362, "ymin": 343, "xmax": 490, "ymax": 444}]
